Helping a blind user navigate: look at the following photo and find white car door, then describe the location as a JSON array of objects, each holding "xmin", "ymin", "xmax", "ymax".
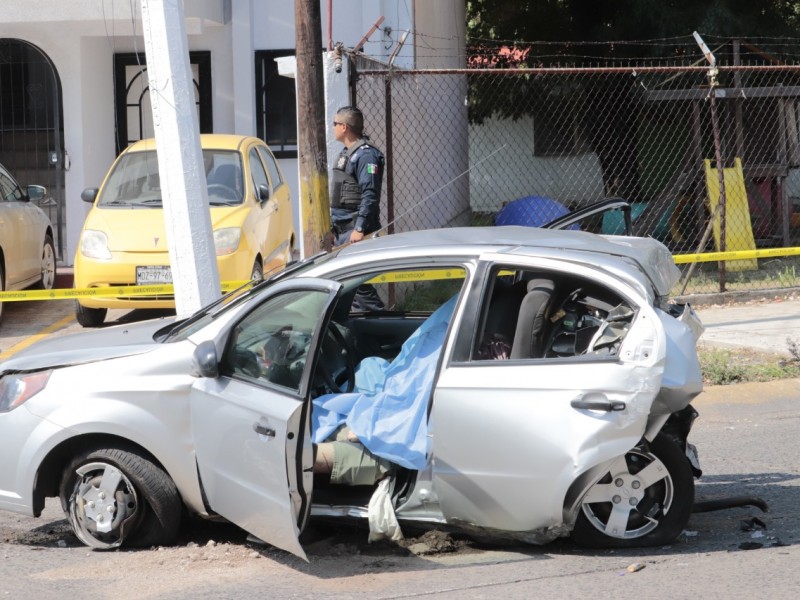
[
  {"xmin": 431, "ymin": 260, "xmax": 668, "ymax": 534},
  {"xmin": 190, "ymin": 279, "xmax": 342, "ymax": 560}
]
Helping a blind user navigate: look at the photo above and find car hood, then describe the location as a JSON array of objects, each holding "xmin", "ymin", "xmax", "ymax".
[
  {"xmin": 0, "ymin": 317, "xmax": 179, "ymax": 372},
  {"xmin": 86, "ymin": 205, "xmax": 250, "ymax": 252}
]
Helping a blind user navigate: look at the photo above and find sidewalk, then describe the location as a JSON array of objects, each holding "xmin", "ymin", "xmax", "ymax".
[{"xmin": 695, "ymin": 295, "xmax": 800, "ymax": 357}]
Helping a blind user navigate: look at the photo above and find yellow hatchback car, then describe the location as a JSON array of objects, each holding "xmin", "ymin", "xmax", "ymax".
[{"xmin": 74, "ymin": 134, "xmax": 295, "ymax": 327}]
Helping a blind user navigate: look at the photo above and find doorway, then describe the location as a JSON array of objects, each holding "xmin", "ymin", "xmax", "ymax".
[{"xmin": 0, "ymin": 39, "xmax": 65, "ymax": 260}]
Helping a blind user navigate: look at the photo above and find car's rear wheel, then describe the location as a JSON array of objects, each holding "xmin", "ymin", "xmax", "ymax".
[
  {"xmin": 75, "ymin": 300, "xmax": 107, "ymax": 327},
  {"xmin": 36, "ymin": 235, "xmax": 57, "ymax": 289},
  {"xmin": 571, "ymin": 433, "xmax": 694, "ymax": 548},
  {"xmin": 60, "ymin": 447, "xmax": 182, "ymax": 550}
]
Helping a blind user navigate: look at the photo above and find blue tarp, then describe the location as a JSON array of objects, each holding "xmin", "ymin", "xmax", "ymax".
[
  {"xmin": 312, "ymin": 295, "xmax": 457, "ymax": 470},
  {"xmin": 495, "ymin": 195, "xmax": 577, "ymax": 229}
]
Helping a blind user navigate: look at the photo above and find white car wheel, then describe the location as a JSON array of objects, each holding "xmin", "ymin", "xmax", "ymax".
[
  {"xmin": 572, "ymin": 433, "xmax": 694, "ymax": 548},
  {"xmin": 38, "ymin": 235, "xmax": 57, "ymax": 290}
]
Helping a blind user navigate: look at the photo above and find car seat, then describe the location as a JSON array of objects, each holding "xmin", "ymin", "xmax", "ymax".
[
  {"xmin": 478, "ymin": 279, "xmax": 527, "ymax": 359},
  {"xmin": 510, "ymin": 278, "xmax": 556, "ymax": 359}
]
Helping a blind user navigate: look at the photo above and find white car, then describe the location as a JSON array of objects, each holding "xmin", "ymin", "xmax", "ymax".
[
  {"xmin": 0, "ymin": 224, "xmax": 704, "ymax": 559},
  {"xmin": 0, "ymin": 162, "xmax": 57, "ymax": 323}
]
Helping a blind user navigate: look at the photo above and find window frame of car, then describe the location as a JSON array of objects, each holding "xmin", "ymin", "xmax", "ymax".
[
  {"xmin": 220, "ymin": 287, "xmax": 334, "ymax": 395},
  {"xmin": 248, "ymin": 146, "xmax": 272, "ymax": 203},
  {"xmin": 257, "ymin": 144, "xmax": 285, "ymax": 191},
  {"xmin": 449, "ymin": 257, "xmax": 644, "ymax": 365},
  {"xmin": 0, "ymin": 166, "xmax": 24, "ymax": 202},
  {"xmin": 321, "ymin": 260, "xmax": 472, "ymax": 319}
]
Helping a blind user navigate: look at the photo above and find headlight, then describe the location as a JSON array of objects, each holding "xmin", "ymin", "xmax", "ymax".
[
  {"xmin": 80, "ymin": 230, "xmax": 112, "ymax": 260},
  {"xmin": 0, "ymin": 370, "xmax": 52, "ymax": 412},
  {"xmin": 214, "ymin": 227, "xmax": 242, "ymax": 256}
]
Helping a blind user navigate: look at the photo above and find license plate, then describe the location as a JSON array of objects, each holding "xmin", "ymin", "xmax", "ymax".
[{"xmin": 136, "ymin": 266, "xmax": 173, "ymax": 285}]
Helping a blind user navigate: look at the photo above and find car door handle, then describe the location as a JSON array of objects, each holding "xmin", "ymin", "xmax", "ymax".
[
  {"xmin": 253, "ymin": 423, "xmax": 276, "ymax": 437},
  {"xmin": 571, "ymin": 398, "xmax": 626, "ymax": 412}
]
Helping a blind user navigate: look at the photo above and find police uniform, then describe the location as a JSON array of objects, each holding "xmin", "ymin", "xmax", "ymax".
[{"xmin": 331, "ymin": 138, "xmax": 385, "ymax": 245}]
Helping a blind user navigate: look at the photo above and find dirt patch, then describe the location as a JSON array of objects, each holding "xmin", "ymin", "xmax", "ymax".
[{"xmin": 302, "ymin": 521, "xmax": 481, "ymax": 558}]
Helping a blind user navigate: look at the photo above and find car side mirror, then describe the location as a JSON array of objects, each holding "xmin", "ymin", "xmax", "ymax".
[
  {"xmin": 191, "ymin": 340, "xmax": 220, "ymax": 378},
  {"xmin": 81, "ymin": 188, "xmax": 99, "ymax": 203},
  {"xmin": 26, "ymin": 185, "xmax": 47, "ymax": 202},
  {"xmin": 258, "ymin": 183, "xmax": 270, "ymax": 203}
]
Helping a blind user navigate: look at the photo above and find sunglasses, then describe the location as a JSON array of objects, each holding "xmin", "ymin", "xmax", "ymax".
[{"xmin": 333, "ymin": 120, "xmax": 345, "ymax": 127}]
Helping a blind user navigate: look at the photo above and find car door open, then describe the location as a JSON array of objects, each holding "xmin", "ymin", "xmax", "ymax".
[{"xmin": 189, "ymin": 279, "xmax": 342, "ymax": 560}]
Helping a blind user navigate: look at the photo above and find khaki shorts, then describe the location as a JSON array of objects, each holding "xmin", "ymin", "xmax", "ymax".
[
  {"xmin": 328, "ymin": 440, "xmax": 393, "ymax": 486},
  {"xmin": 325, "ymin": 425, "xmax": 395, "ymax": 485}
]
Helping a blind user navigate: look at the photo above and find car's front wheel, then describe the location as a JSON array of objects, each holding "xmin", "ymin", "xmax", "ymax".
[
  {"xmin": 60, "ymin": 447, "xmax": 182, "ymax": 550},
  {"xmin": 75, "ymin": 300, "xmax": 107, "ymax": 327},
  {"xmin": 36, "ymin": 234, "xmax": 57, "ymax": 289},
  {"xmin": 571, "ymin": 433, "xmax": 694, "ymax": 548}
]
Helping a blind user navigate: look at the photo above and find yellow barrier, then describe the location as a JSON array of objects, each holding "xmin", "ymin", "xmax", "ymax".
[{"xmin": 703, "ymin": 157, "xmax": 758, "ymax": 271}]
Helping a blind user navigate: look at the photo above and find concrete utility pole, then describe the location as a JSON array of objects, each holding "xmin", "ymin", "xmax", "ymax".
[
  {"xmin": 295, "ymin": 0, "xmax": 333, "ymax": 254},
  {"xmin": 140, "ymin": 0, "xmax": 220, "ymax": 316}
]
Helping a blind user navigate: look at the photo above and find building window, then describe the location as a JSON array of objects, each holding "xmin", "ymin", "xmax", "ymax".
[
  {"xmin": 113, "ymin": 52, "xmax": 212, "ymax": 154},
  {"xmin": 255, "ymin": 50, "xmax": 297, "ymax": 159}
]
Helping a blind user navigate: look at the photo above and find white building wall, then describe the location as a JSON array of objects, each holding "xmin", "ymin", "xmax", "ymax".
[{"xmin": 469, "ymin": 115, "xmax": 605, "ymax": 213}]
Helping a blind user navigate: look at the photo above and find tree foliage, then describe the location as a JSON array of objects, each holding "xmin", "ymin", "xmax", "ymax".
[{"xmin": 467, "ymin": 0, "xmax": 800, "ymax": 50}]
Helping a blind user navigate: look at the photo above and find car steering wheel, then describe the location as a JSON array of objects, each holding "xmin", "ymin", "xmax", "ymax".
[
  {"xmin": 318, "ymin": 323, "xmax": 356, "ymax": 393},
  {"xmin": 207, "ymin": 183, "xmax": 239, "ymax": 201}
]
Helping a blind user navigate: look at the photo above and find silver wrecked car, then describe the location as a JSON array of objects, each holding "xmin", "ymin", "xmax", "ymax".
[{"xmin": 0, "ymin": 226, "xmax": 704, "ymax": 558}]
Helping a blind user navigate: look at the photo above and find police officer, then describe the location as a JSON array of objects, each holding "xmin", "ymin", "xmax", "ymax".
[{"xmin": 330, "ymin": 106, "xmax": 385, "ymax": 246}]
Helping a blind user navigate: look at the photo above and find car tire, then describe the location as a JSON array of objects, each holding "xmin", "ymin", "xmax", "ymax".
[
  {"xmin": 36, "ymin": 235, "xmax": 57, "ymax": 290},
  {"xmin": 571, "ymin": 433, "xmax": 694, "ymax": 549},
  {"xmin": 75, "ymin": 300, "xmax": 107, "ymax": 328},
  {"xmin": 251, "ymin": 260, "xmax": 264, "ymax": 282},
  {"xmin": 60, "ymin": 446, "xmax": 182, "ymax": 550}
]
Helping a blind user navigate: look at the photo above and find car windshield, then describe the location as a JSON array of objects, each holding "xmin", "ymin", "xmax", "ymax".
[
  {"xmin": 158, "ymin": 251, "xmax": 338, "ymax": 342},
  {"xmin": 98, "ymin": 149, "xmax": 245, "ymax": 207}
]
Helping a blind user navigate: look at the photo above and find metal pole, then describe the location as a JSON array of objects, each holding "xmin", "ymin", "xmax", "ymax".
[
  {"xmin": 693, "ymin": 32, "xmax": 727, "ymax": 292},
  {"xmin": 709, "ymin": 86, "xmax": 728, "ymax": 292},
  {"xmin": 385, "ymin": 74, "xmax": 394, "ymax": 235}
]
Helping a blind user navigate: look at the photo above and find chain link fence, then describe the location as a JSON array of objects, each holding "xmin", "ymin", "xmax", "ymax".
[{"xmin": 351, "ymin": 53, "xmax": 800, "ymax": 297}]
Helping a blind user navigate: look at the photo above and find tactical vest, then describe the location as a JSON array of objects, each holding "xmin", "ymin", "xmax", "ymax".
[{"xmin": 331, "ymin": 139, "xmax": 371, "ymax": 211}]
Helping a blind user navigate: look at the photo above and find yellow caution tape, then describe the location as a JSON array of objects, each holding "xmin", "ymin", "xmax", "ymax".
[
  {"xmin": 4, "ymin": 245, "xmax": 800, "ymax": 302},
  {"xmin": 0, "ymin": 281, "xmax": 249, "ymax": 302},
  {"xmin": 365, "ymin": 269, "xmax": 466, "ymax": 284},
  {"xmin": 673, "ymin": 247, "xmax": 800, "ymax": 264}
]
